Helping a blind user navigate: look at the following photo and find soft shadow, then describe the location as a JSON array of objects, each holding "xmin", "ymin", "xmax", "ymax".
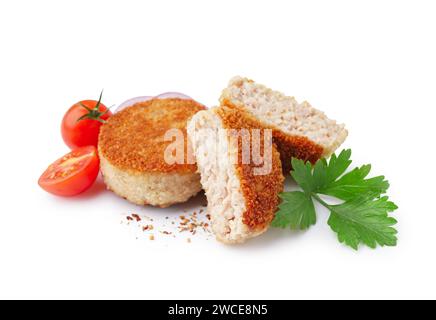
[
  {"xmin": 40, "ymin": 176, "xmax": 107, "ymax": 206},
  {"xmin": 71, "ymin": 176, "xmax": 107, "ymax": 201},
  {"xmin": 132, "ymin": 191, "xmax": 207, "ymax": 216},
  {"xmin": 223, "ymin": 228, "xmax": 307, "ymax": 251},
  {"xmin": 284, "ymin": 175, "xmax": 298, "ymax": 191},
  {"xmin": 173, "ymin": 191, "xmax": 207, "ymax": 211}
]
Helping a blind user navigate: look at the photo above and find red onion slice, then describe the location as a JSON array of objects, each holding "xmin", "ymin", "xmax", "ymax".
[
  {"xmin": 115, "ymin": 96, "xmax": 153, "ymax": 113},
  {"xmin": 116, "ymin": 92, "xmax": 203, "ymax": 113},
  {"xmin": 155, "ymin": 92, "xmax": 193, "ymax": 100}
]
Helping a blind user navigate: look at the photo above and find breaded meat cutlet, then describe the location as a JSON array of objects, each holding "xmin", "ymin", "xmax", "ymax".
[
  {"xmin": 98, "ymin": 98, "xmax": 205, "ymax": 207},
  {"xmin": 187, "ymin": 106, "xmax": 284, "ymax": 244},
  {"xmin": 220, "ymin": 76, "xmax": 348, "ymax": 173}
]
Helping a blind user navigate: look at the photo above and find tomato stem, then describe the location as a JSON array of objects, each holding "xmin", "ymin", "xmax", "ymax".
[{"xmin": 77, "ymin": 90, "xmax": 108, "ymax": 123}]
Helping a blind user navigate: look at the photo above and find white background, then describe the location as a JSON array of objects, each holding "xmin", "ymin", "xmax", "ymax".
[{"xmin": 0, "ymin": 0, "xmax": 435, "ymax": 300}]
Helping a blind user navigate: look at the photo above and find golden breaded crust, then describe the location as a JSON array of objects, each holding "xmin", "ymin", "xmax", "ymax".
[
  {"xmin": 99, "ymin": 98, "xmax": 205, "ymax": 174},
  {"xmin": 221, "ymin": 100, "xmax": 324, "ymax": 173},
  {"xmin": 272, "ymin": 130, "xmax": 324, "ymax": 174},
  {"xmin": 215, "ymin": 106, "xmax": 284, "ymax": 231}
]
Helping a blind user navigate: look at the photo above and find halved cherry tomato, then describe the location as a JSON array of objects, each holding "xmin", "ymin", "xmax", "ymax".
[
  {"xmin": 38, "ymin": 146, "xmax": 100, "ymax": 196},
  {"xmin": 61, "ymin": 91, "xmax": 112, "ymax": 149}
]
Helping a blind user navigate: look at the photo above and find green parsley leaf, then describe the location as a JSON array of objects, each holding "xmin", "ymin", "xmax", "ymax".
[
  {"xmin": 318, "ymin": 164, "xmax": 390, "ymax": 201},
  {"xmin": 290, "ymin": 158, "xmax": 318, "ymax": 194},
  {"xmin": 271, "ymin": 192, "xmax": 316, "ymax": 230},
  {"xmin": 327, "ymin": 196, "xmax": 398, "ymax": 250},
  {"xmin": 291, "ymin": 149, "xmax": 389, "ymax": 200},
  {"xmin": 290, "ymin": 149, "xmax": 352, "ymax": 193},
  {"xmin": 272, "ymin": 149, "xmax": 399, "ymax": 250},
  {"xmin": 314, "ymin": 148, "xmax": 352, "ymax": 187}
]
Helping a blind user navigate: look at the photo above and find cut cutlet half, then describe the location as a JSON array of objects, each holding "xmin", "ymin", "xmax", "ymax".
[
  {"xmin": 220, "ymin": 76, "xmax": 348, "ymax": 172},
  {"xmin": 187, "ymin": 106, "xmax": 284, "ymax": 244},
  {"xmin": 98, "ymin": 98, "xmax": 205, "ymax": 208}
]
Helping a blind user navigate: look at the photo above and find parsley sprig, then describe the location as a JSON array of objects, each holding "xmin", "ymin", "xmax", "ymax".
[{"xmin": 271, "ymin": 149, "xmax": 398, "ymax": 250}]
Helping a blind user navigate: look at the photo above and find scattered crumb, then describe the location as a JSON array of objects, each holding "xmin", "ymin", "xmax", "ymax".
[
  {"xmin": 131, "ymin": 214, "xmax": 141, "ymax": 222},
  {"xmin": 122, "ymin": 209, "xmax": 211, "ymax": 242}
]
